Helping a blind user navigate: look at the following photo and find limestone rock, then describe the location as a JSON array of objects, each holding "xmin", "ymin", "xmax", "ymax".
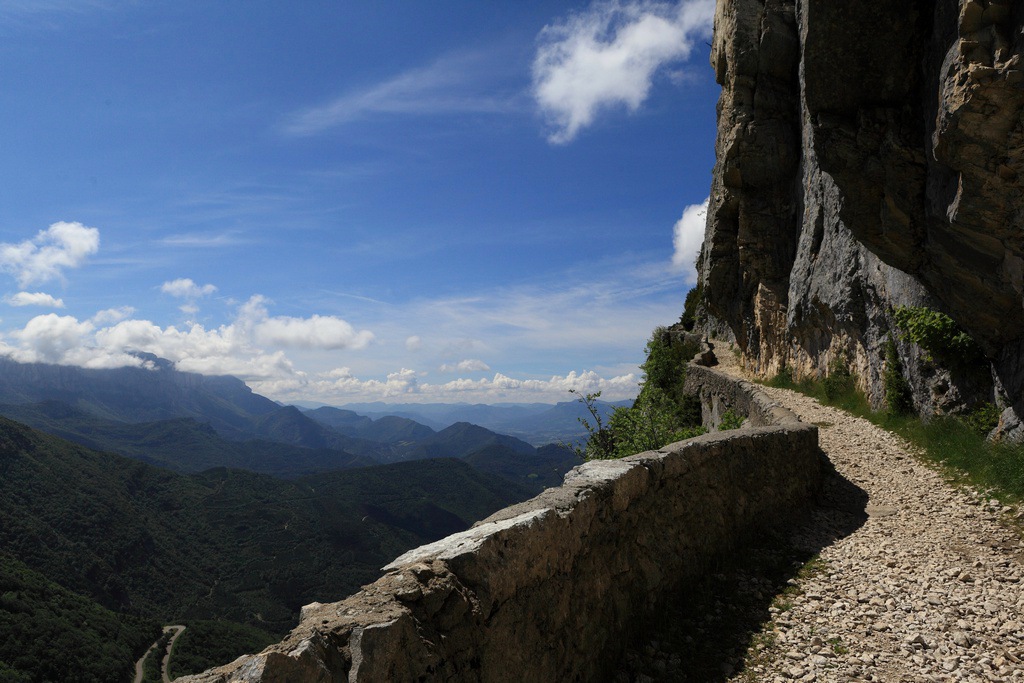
[{"xmin": 700, "ymin": 0, "xmax": 1023, "ymax": 432}]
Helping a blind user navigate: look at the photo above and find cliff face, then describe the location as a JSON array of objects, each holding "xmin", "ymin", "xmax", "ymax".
[{"xmin": 700, "ymin": 0, "xmax": 1024, "ymax": 435}]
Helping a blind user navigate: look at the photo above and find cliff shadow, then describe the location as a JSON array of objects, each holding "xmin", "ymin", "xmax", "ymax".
[{"xmin": 614, "ymin": 452, "xmax": 868, "ymax": 682}]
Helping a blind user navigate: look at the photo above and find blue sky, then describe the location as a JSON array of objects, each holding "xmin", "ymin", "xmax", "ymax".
[{"xmin": 0, "ymin": 0, "xmax": 717, "ymax": 404}]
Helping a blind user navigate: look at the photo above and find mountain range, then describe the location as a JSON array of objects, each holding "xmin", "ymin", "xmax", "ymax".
[
  {"xmin": 335, "ymin": 397, "xmax": 631, "ymax": 446},
  {"xmin": 0, "ymin": 357, "xmax": 582, "ymax": 487},
  {"xmin": 0, "ymin": 355, "xmax": 590, "ymax": 680}
]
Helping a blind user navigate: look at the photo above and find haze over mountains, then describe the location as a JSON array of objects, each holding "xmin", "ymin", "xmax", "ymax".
[
  {"xmin": 0, "ymin": 354, "xmax": 609, "ymax": 680},
  {"xmin": 0, "ymin": 355, "xmax": 602, "ymax": 483},
  {"xmin": 334, "ymin": 398, "xmax": 631, "ymax": 446}
]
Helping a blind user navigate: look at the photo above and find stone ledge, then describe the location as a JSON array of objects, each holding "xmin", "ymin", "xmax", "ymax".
[{"xmin": 178, "ymin": 351, "xmax": 821, "ymax": 683}]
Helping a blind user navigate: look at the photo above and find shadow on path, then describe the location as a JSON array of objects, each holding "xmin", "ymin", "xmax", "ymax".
[{"xmin": 615, "ymin": 453, "xmax": 868, "ymax": 682}]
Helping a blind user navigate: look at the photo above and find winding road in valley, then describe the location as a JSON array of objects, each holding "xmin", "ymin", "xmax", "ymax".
[{"xmin": 133, "ymin": 625, "xmax": 186, "ymax": 683}]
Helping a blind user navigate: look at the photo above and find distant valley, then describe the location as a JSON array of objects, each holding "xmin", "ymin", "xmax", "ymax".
[{"xmin": 0, "ymin": 356, "xmax": 610, "ymax": 680}]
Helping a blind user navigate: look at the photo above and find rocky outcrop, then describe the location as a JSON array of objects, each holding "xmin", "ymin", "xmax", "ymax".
[
  {"xmin": 700, "ymin": 0, "xmax": 1024, "ymax": 434},
  {"xmin": 176, "ymin": 355, "xmax": 821, "ymax": 682}
]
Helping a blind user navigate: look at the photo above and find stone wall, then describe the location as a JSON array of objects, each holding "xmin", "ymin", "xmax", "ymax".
[{"xmin": 179, "ymin": 357, "xmax": 821, "ymax": 682}]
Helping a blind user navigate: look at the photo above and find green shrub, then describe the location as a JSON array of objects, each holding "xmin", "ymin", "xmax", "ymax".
[
  {"xmin": 571, "ymin": 327, "xmax": 705, "ymax": 459},
  {"xmin": 822, "ymin": 352, "xmax": 853, "ymax": 401},
  {"xmin": 883, "ymin": 336, "xmax": 914, "ymax": 416},
  {"xmin": 767, "ymin": 366, "xmax": 794, "ymax": 388},
  {"xmin": 892, "ymin": 305, "xmax": 984, "ymax": 366},
  {"xmin": 567, "ymin": 390, "xmax": 616, "ymax": 460},
  {"xmin": 681, "ymin": 285, "xmax": 702, "ymax": 331},
  {"xmin": 963, "ymin": 402, "xmax": 1000, "ymax": 436},
  {"xmin": 718, "ymin": 409, "xmax": 744, "ymax": 431},
  {"xmin": 608, "ymin": 392, "xmax": 705, "ymax": 457}
]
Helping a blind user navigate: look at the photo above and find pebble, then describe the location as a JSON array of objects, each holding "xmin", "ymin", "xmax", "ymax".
[
  {"xmin": 617, "ymin": 354, "xmax": 1024, "ymax": 682},
  {"xmin": 719, "ymin": 378, "xmax": 1024, "ymax": 682}
]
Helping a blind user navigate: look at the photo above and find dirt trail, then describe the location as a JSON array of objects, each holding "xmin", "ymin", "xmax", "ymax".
[
  {"xmin": 712, "ymin": 341, "xmax": 1024, "ymax": 682},
  {"xmin": 133, "ymin": 625, "xmax": 185, "ymax": 683}
]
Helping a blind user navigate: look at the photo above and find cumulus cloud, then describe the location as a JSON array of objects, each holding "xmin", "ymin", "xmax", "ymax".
[
  {"xmin": 439, "ymin": 359, "xmax": 491, "ymax": 373},
  {"xmin": 0, "ymin": 296, "xmax": 374, "ymax": 381},
  {"xmin": 5, "ymin": 292, "xmax": 65, "ymax": 308},
  {"xmin": 236, "ymin": 296, "xmax": 375, "ymax": 351},
  {"xmin": 161, "ymin": 278, "xmax": 217, "ymax": 299},
  {"xmin": 255, "ymin": 314, "xmax": 374, "ymax": 350},
  {"xmin": 161, "ymin": 278, "xmax": 218, "ymax": 315},
  {"xmin": 405, "ymin": 335, "xmax": 422, "ymax": 352},
  {"xmin": 0, "ymin": 221, "xmax": 100, "ymax": 286},
  {"xmin": 672, "ymin": 196, "xmax": 708, "ymax": 284},
  {"xmin": 533, "ymin": 0, "xmax": 715, "ymax": 143},
  {"xmin": 0, "ymin": 313, "xmax": 145, "ymax": 369}
]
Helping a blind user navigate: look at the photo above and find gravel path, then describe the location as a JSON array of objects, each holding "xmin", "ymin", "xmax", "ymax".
[{"xmin": 713, "ymin": 346, "xmax": 1024, "ymax": 682}]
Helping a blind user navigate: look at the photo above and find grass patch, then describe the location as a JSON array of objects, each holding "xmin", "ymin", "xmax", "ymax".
[{"xmin": 765, "ymin": 371, "xmax": 1024, "ymax": 505}]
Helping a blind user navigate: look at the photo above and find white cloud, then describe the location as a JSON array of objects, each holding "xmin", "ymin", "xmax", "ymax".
[
  {"xmin": 532, "ymin": 0, "xmax": 714, "ymax": 143},
  {"xmin": 5, "ymin": 291, "xmax": 65, "ymax": 308},
  {"xmin": 405, "ymin": 335, "xmax": 422, "ymax": 352},
  {"xmin": 236, "ymin": 295, "xmax": 375, "ymax": 351},
  {"xmin": 671, "ymin": 196, "xmax": 708, "ymax": 284},
  {"xmin": 0, "ymin": 221, "xmax": 100, "ymax": 287},
  {"xmin": 439, "ymin": 358, "xmax": 491, "ymax": 373},
  {"xmin": 0, "ymin": 295, "xmax": 375, "ymax": 381},
  {"xmin": 251, "ymin": 367, "xmax": 638, "ymax": 404},
  {"xmin": 91, "ymin": 306, "xmax": 136, "ymax": 325},
  {"xmin": 10, "ymin": 314, "xmax": 93, "ymax": 363},
  {"xmin": 255, "ymin": 315, "xmax": 375, "ymax": 350},
  {"xmin": 0, "ymin": 313, "xmax": 144, "ymax": 369},
  {"xmin": 284, "ymin": 51, "xmax": 517, "ymax": 136},
  {"xmin": 160, "ymin": 278, "xmax": 217, "ymax": 299},
  {"xmin": 159, "ymin": 232, "xmax": 247, "ymax": 248}
]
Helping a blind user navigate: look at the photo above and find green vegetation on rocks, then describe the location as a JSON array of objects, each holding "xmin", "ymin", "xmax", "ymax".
[
  {"xmin": 573, "ymin": 326, "xmax": 705, "ymax": 459},
  {"xmin": 892, "ymin": 305, "xmax": 984, "ymax": 367},
  {"xmin": 680, "ymin": 285, "xmax": 703, "ymax": 331},
  {"xmin": 766, "ymin": 369, "xmax": 1024, "ymax": 504},
  {"xmin": 883, "ymin": 336, "xmax": 914, "ymax": 417}
]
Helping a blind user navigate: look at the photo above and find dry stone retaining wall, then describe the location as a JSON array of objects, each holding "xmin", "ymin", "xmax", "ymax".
[{"xmin": 179, "ymin": 355, "xmax": 821, "ymax": 682}]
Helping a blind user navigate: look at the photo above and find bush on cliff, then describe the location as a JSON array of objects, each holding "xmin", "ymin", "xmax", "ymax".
[
  {"xmin": 572, "ymin": 327, "xmax": 705, "ymax": 459},
  {"xmin": 680, "ymin": 285, "xmax": 702, "ymax": 331},
  {"xmin": 892, "ymin": 305, "xmax": 984, "ymax": 367}
]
